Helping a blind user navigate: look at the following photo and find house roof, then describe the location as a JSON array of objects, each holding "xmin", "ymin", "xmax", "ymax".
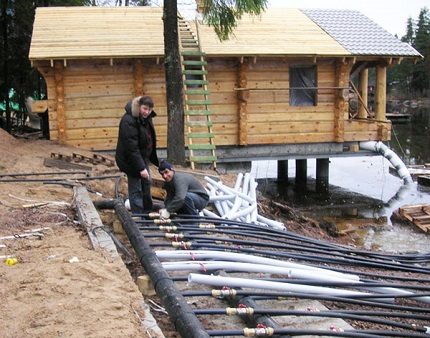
[
  {"xmin": 301, "ymin": 9, "xmax": 421, "ymax": 57},
  {"xmin": 29, "ymin": 7, "xmax": 165, "ymax": 60},
  {"xmin": 29, "ymin": 6, "xmax": 419, "ymax": 60},
  {"xmin": 196, "ymin": 8, "xmax": 350, "ymax": 57}
]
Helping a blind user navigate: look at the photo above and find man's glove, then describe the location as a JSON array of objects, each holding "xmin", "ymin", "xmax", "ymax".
[{"xmin": 159, "ymin": 208, "xmax": 170, "ymax": 219}]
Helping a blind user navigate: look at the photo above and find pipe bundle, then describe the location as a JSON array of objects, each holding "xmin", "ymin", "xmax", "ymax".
[{"xmin": 204, "ymin": 173, "xmax": 285, "ymax": 230}]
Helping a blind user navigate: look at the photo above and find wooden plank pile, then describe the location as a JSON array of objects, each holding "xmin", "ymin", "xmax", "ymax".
[{"xmin": 397, "ymin": 204, "xmax": 430, "ymax": 232}]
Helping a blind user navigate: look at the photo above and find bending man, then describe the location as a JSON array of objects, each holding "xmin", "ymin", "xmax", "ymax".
[{"xmin": 158, "ymin": 160, "xmax": 209, "ymax": 218}]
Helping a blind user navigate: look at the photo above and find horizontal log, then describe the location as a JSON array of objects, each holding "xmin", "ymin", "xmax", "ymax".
[
  {"xmin": 248, "ymin": 121, "xmax": 334, "ymax": 134},
  {"xmin": 247, "ymin": 132, "xmax": 334, "ymax": 144}
]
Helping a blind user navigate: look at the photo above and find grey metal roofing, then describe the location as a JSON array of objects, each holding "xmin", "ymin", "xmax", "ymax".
[{"xmin": 301, "ymin": 9, "xmax": 421, "ymax": 57}]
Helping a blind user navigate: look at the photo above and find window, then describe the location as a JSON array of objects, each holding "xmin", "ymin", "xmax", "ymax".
[{"xmin": 289, "ymin": 65, "xmax": 317, "ymax": 106}]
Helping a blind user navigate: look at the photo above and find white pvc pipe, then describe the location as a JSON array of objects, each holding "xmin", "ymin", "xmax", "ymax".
[
  {"xmin": 256, "ymin": 214, "xmax": 285, "ymax": 230},
  {"xmin": 223, "ymin": 175, "xmax": 245, "ymax": 219},
  {"xmin": 208, "ymin": 194, "xmax": 236, "ymax": 202},
  {"xmin": 225, "ymin": 203, "xmax": 256, "ymax": 220},
  {"xmin": 188, "ymin": 273, "xmax": 373, "ymax": 298},
  {"xmin": 249, "ymin": 177, "xmax": 258, "ymax": 223},
  {"xmin": 202, "ymin": 208, "xmax": 220, "ymax": 218},
  {"xmin": 242, "ymin": 173, "xmax": 251, "ymax": 198},
  {"xmin": 167, "ymin": 261, "xmax": 430, "ymax": 303},
  {"xmin": 205, "ymin": 176, "xmax": 254, "ymax": 203},
  {"xmin": 360, "ymin": 141, "xmax": 413, "ymax": 184},
  {"xmin": 162, "ymin": 261, "xmax": 358, "ymax": 283},
  {"xmin": 233, "ymin": 173, "xmax": 244, "ymax": 191},
  {"xmin": 156, "ymin": 250, "xmax": 359, "ymax": 280}
]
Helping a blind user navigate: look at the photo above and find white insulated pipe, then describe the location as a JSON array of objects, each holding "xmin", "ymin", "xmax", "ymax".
[
  {"xmin": 166, "ymin": 261, "xmax": 430, "ymax": 303},
  {"xmin": 162, "ymin": 260, "xmax": 359, "ymax": 283},
  {"xmin": 155, "ymin": 250, "xmax": 359, "ymax": 280},
  {"xmin": 360, "ymin": 141, "xmax": 413, "ymax": 184},
  {"xmin": 188, "ymin": 273, "xmax": 374, "ymax": 298}
]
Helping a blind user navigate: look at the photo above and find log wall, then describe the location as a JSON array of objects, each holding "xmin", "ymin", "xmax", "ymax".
[
  {"xmin": 35, "ymin": 58, "xmax": 168, "ymax": 150},
  {"xmin": 206, "ymin": 57, "xmax": 338, "ymax": 146},
  {"xmin": 35, "ymin": 56, "xmax": 389, "ymax": 151}
]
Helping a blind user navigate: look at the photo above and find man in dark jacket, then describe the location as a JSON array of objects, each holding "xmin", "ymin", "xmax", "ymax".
[
  {"xmin": 157, "ymin": 160, "xmax": 209, "ymax": 218},
  {"xmin": 115, "ymin": 96, "xmax": 159, "ymax": 213}
]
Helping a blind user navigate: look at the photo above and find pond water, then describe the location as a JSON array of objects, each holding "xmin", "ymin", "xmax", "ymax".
[{"xmin": 252, "ymin": 107, "xmax": 430, "ymax": 253}]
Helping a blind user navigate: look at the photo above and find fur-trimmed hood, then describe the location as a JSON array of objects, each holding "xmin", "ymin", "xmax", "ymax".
[{"xmin": 124, "ymin": 96, "xmax": 157, "ymax": 118}]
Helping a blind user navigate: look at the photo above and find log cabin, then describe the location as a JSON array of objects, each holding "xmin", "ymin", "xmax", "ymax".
[{"xmin": 29, "ymin": 6, "xmax": 420, "ymax": 176}]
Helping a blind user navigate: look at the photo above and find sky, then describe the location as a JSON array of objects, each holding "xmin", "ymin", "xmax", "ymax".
[
  {"xmin": 268, "ymin": 0, "xmax": 429, "ymax": 38},
  {"xmin": 154, "ymin": 0, "xmax": 429, "ymax": 39}
]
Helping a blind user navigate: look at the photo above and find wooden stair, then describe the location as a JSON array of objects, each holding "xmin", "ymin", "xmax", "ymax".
[{"xmin": 178, "ymin": 18, "xmax": 217, "ymax": 170}]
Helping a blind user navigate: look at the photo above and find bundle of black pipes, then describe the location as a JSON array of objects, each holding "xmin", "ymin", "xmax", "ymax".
[
  {"xmin": 135, "ymin": 213, "xmax": 430, "ymax": 336},
  {"xmin": 134, "ymin": 214, "xmax": 430, "ymax": 266},
  {"xmin": 96, "ymin": 201, "xmax": 430, "ymax": 337}
]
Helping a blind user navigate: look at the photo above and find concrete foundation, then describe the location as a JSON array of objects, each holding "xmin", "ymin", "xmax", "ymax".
[
  {"xmin": 295, "ymin": 159, "xmax": 307, "ymax": 186},
  {"xmin": 277, "ymin": 160, "xmax": 288, "ymax": 181},
  {"xmin": 316, "ymin": 158, "xmax": 330, "ymax": 194}
]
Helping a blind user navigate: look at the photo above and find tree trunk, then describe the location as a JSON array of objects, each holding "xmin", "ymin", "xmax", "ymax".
[
  {"xmin": 163, "ymin": 0, "xmax": 185, "ymax": 165},
  {"xmin": 1, "ymin": 0, "xmax": 11, "ymax": 133}
]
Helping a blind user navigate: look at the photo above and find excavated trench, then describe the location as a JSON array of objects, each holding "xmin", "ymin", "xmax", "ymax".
[{"xmin": 99, "ymin": 200, "xmax": 430, "ymax": 338}]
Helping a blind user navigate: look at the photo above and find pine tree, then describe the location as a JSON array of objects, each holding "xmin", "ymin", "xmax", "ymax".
[
  {"xmin": 0, "ymin": 0, "xmax": 91, "ymax": 134},
  {"xmin": 411, "ymin": 7, "xmax": 430, "ymax": 94}
]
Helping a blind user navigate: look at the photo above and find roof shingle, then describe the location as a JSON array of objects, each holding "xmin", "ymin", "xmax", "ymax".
[{"xmin": 301, "ymin": 9, "xmax": 421, "ymax": 57}]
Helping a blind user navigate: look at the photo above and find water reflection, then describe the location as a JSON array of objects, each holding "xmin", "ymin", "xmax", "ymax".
[
  {"xmin": 389, "ymin": 107, "xmax": 430, "ymax": 165},
  {"xmin": 252, "ymin": 107, "xmax": 430, "ymax": 253}
]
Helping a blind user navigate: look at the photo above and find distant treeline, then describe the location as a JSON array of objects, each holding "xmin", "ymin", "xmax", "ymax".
[
  {"xmin": 388, "ymin": 7, "xmax": 430, "ymax": 97},
  {"xmin": 0, "ymin": 0, "xmax": 149, "ymax": 133}
]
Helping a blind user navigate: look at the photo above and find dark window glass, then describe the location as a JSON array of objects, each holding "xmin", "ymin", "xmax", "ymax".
[{"xmin": 289, "ymin": 66, "xmax": 317, "ymax": 106}]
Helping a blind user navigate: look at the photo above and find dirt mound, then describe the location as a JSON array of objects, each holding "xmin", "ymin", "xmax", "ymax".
[{"xmin": 0, "ymin": 131, "xmax": 151, "ymax": 337}]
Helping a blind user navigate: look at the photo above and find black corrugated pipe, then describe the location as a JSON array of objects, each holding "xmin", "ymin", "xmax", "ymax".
[
  {"xmin": 93, "ymin": 199, "xmax": 116, "ymax": 210},
  {"xmin": 206, "ymin": 328, "xmax": 429, "ymax": 337},
  {"xmin": 113, "ymin": 200, "xmax": 209, "ymax": 338}
]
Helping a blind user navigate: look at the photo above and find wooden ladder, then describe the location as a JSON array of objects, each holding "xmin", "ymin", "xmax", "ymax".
[{"xmin": 178, "ymin": 18, "xmax": 217, "ymax": 170}]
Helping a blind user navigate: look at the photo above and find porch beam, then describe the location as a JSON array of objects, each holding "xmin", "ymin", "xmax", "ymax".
[
  {"xmin": 358, "ymin": 68, "xmax": 368, "ymax": 119},
  {"xmin": 237, "ymin": 57, "xmax": 249, "ymax": 145},
  {"xmin": 133, "ymin": 59, "xmax": 144, "ymax": 97},
  {"xmin": 54, "ymin": 61, "xmax": 66, "ymax": 144},
  {"xmin": 375, "ymin": 64, "xmax": 387, "ymax": 121},
  {"xmin": 334, "ymin": 59, "xmax": 351, "ymax": 142}
]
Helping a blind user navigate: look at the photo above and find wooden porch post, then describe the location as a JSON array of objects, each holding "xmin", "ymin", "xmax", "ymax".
[
  {"xmin": 237, "ymin": 58, "xmax": 249, "ymax": 145},
  {"xmin": 133, "ymin": 59, "xmax": 144, "ymax": 97},
  {"xmin": 375, "ymin": 64, "xmax": 387, "ymax": 121},
  {"xmin": 334, "ymin": 60, "xmax": 350, "ymax": 142},
  {"xmin": 358, "ymin": 68, "xmax": 368, "ymax": 119},
  {"xmin": 54, "ymin": 61, "xmax": 66, "ymax": 144}
]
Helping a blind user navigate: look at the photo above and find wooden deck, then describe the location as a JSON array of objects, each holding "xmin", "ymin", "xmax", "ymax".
[{"xmin": 386, "ymin": 113, "xmax": 411, "ymax": 123}]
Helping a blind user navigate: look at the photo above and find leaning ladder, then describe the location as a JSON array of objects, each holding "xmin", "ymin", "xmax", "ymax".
[{"xmin": 178, "ymin": 18, "xmax": 217, "ymax": 170}]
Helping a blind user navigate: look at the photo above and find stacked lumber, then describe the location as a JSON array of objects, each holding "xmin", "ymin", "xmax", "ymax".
[{"xmin": 397, "ymin": 204, "xmax": 430, "ymax": 232}]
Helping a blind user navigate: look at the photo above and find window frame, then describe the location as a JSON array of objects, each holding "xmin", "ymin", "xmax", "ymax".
[{"xmin": 289, "ymin": 64, "xmax": 318, "ymax": 107}]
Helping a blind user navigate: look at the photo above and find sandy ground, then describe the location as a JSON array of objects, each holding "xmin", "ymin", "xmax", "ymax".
[
  {"xmin": 0, "ymin": 129, "xmax": 360, "ymax": 338},
  {"xmin": 0, "ymin": 130, "xmax": 154, "ymax": 338}
]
